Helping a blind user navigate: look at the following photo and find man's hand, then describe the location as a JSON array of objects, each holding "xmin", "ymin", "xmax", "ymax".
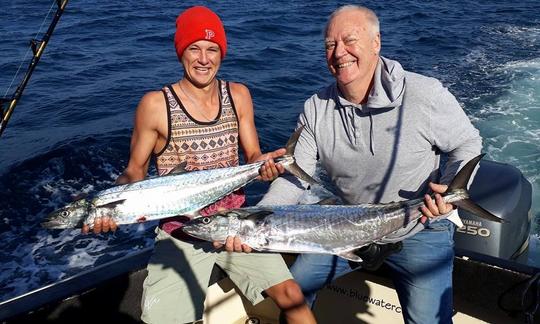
[
  {"xmin": 81, "ymin": 216, "xmax": 118, "ymax": 234},
  {"xmin": 213, "ymin": 236, "xmax": 253, "ymax": 253},
  {"xmin": 208, "ymin": 207, "xmax": 252, "ymax": 252},
  {"xmin": 420, "ymin": 182, "xmax": 452, "ymax": 224},
  {"xmin": 256, "ymin": 148, "xmax": 286, "ymax": 182}
]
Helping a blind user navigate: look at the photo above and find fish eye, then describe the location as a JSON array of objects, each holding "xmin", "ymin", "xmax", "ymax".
[
  {"xmin": 202, "ymin": 217, "xmax": 211, "ymax": 224},
  {"xmin": 61, "ymin": 211, "xmax": 70, "ymax": 217}
]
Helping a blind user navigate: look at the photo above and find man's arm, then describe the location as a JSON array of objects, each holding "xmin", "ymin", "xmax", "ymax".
[
  {"xmin": 214, "ymin": 82, "xmax": 285, "ymax": 253},
  {"xmin": 231, "ymin": 82, "xmax": 285, "ymax": 179},
  {"xmin": 82, "ymin": 91, "xmax": 166, "ymax": 234},
  {"xmin": 421, "ymin": 82, "xmax": 483, "ymax": 221},
  {"xmin": 427, "ymin": 81, "xmax": 483, "ymax": 184},
  {"xmin": 117, "ymin": 92, "xmax": 165, "ymax": 183}
]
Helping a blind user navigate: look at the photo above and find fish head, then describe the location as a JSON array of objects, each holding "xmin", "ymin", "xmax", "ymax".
[
  {"xmin": 42, "ymin": 198, "xmax": 91, "ymax": 229},
  {"xmin": 182, "ymin": 214, "xmax": 233, "ymax": 242}
]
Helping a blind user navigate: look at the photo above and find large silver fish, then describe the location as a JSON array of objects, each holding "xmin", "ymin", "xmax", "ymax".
[
  {"xmin": 42, "ymin": 127, "xmax": 317, "ymax": 229},
  {"xmin": 182, "ymin": 154, "xmax": 503, "ymax": 261}
]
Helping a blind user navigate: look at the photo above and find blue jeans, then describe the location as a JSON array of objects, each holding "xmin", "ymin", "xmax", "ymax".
[{"xmin": 290, "ymin": 220, "xmax": 455, "ymax": 324}]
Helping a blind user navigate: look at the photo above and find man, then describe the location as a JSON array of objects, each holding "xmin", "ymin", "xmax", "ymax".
[
  {"xmin": 83, "ymin": 6, "xmax": 315, "ymax": 324},
  {"xmin": 258, "ymin": 5, "xmax": 482, "ymax": 324}
]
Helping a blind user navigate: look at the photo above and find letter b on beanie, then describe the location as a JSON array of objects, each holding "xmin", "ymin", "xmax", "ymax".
[{"xmin": 174, "ymin": 6, "xmax": 227, "ymax": 60}]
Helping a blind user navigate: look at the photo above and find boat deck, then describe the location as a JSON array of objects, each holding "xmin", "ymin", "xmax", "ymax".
[{"xmin": 2, "ymin": 250, "xmax": 538, "ymax": 323}]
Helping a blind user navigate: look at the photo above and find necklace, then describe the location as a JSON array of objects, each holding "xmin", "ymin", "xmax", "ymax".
[{"xmin": 178, "ymin": 81, "xmax": 217, "ymax": 122}]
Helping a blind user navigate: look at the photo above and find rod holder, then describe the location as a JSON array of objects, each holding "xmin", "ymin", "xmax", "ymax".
[{"xmin": 30, "ymin": 39, "xmax": 42, "ymax": 56}]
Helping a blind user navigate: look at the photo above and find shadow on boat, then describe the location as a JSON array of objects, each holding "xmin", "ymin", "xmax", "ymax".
[{"xmin": 2, "ymin": 249, "xmax": 540, "ymax": 323}]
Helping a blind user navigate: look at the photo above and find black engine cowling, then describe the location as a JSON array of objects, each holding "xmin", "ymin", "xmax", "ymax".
[{"xmin": 454, "ymin": 159, "xmax": 532, "ymax": 263}]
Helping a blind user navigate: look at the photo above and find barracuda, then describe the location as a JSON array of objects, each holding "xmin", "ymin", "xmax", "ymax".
[
  {"xmin": 42, "ymin": 127, "xmax": 316, "ymax": 229},
  {"xmin": 182, "ymin": 154, "xmax": 504, "ymax": 262}
]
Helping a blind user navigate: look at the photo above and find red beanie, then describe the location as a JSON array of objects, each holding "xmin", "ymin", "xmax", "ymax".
[{"xmin": 174, "ymin": 6, "xmax": 227, "ymax": 60}]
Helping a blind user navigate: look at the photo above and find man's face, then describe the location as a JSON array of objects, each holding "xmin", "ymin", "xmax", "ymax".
[
  {"xmin": 181, "ymin": 39, "xmax": 222, "ymax": 88},
  {"xmin": 324, "ymin": 10, "xmax": 380, "ymax": 88}
]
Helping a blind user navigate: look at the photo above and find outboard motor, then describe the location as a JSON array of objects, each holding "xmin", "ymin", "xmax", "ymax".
[{"xmin": 454, "ymin": 160, "xmax": 533, "ymax": 263}]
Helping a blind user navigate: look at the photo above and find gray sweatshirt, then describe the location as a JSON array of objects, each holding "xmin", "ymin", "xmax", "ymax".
[{"xmin": 259, "ymin": 56, "xmax": 482, "ymax": 241}]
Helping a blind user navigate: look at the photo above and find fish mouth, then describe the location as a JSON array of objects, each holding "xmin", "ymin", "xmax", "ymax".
[
  {"xmin": 41, "ymin": 219, "xmax": 69, "ymax": 229},
  {"xmin": 181, "ymin": 220, "xmax": 216, "ymax": 241},
  {"xmin": 41, "ymin": 213, "xmax": 86, "ymax": 229},
  {"xmin": 181, "ymin": 224, "xmax": 199, "ymax": 237}
]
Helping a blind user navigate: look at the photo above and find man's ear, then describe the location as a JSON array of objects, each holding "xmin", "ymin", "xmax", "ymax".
[{"xmin": 373, "ymin": 32, "xmax": 381, "ymax": 55}]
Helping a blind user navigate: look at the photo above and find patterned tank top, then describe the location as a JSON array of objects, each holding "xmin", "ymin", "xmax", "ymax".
[{"xmin": 155, "ymin": 80, "xmax": 246, "ymax": 237}]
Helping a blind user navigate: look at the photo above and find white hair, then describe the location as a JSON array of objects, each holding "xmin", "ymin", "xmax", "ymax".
[{"xmin": 324, "ymin": 5, "xmax": 380, "ymax": 37}]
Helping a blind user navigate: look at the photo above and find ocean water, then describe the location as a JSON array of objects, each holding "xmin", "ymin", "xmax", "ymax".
[{"xmin": 0, "ymin": 0, "xmax": 539, "ymax": 305}]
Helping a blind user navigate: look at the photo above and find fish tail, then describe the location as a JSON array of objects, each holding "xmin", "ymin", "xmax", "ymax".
[
  {"xmin": 446, "ymin": 154, "xmax": 505, "ymax": 223},
  {"xmin": 284, "ymin": 163, "xmax": 318, "ymax": 185},
  {"xmin": 283, "ymin": 126, "xmax": 318, "ymax": 185},
  {"xmin": 453, "ymin": 198, "xmax": 504, "ymax": 223}
]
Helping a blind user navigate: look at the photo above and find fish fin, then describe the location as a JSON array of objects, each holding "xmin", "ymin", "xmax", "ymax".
[
  {"xmin": 284, "ymin": 163, "xmax": 318, "ymax": 185},
  {"xmin": 446, "ymin": 154, "xmax": 505, "ymax": 223},
  {"xmin": 315, "ymin": 197, "xmax": 338, "ymax": 205},
  {"xmin": 337, "ymin": 251, "xmax": 363, "ymax": 262},
  {"xmin": 245, "ymin": 210, "xmax": 274, "ymax": 223},
  {"xmin": 165, "ymin": 162, "xmax": 189, "ymax": 176},
  {"xmin": 96, "ymin": 199, "xmax": 126, "ymax": 209},
  {"xmin": 349, "ymin": 242, "xmax": 403, "ymax": 271}
]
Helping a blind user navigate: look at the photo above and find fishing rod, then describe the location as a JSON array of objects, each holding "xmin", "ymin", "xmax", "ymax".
[{"xmin": 0, "ymin": 0, "xmax": 69, "ymax": 138}]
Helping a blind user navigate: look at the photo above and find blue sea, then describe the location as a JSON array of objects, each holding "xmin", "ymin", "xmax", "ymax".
[{"xmin": 0, "ymin": 0, "xmax": 539, "ymax": 305}]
